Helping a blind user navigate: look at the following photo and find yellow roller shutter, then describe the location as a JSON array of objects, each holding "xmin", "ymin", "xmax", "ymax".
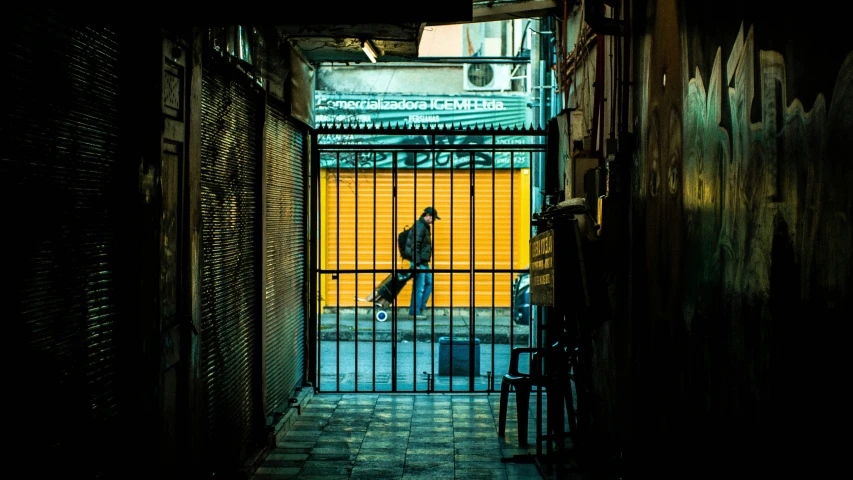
[{"xmin": 322, "ymin": 168, "xmax": 529, "ymax": 309}]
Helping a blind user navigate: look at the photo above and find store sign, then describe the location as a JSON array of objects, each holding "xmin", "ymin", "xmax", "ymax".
[
  {"xmin": 529, "ymin": 229, "xmax": 555, "ymax": 306},
  {"xmin": 316, "ymin": 92, "xmax": 528, "ymax": 126},
  {"xmin": 316, "ymin": 91, "xmax": 536, "ymax": 169}
]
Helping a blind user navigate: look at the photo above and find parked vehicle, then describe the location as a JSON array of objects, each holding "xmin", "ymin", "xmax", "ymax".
[{"xmin": 511, "ymin": 270, "xmax": 530, "ymax": 325}]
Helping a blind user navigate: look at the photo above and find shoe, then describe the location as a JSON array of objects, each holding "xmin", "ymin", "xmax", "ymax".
[{"xmin": 410, "ymin": 314, "xmax": 427, "ymax": 320}]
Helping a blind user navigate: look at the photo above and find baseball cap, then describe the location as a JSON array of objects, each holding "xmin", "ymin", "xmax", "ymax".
[{"xmin": 423, "ymin": 206, "xmax": 441, "ymax": 219}]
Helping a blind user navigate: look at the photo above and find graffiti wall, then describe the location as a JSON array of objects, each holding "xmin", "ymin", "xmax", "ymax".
[{"xmin": 611, "ymin": 0, "xmax": 852, "ymax": 473}]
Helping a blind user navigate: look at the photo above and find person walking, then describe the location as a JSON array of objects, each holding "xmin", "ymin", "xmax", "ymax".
[{"xmin": 405, "ymin": 206, "xmax": 440, "ymax": 319}]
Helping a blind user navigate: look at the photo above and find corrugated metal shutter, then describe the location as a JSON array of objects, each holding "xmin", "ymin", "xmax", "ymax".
[
  {"xmin": 5, "ymin": 14, "xmax": 125, "ymax": 477},
  {"xmin": 263, "ymin": 103, "xmax": 306, "ymax": 416},
  {"xmin": 324, "ymin": 169, "xmax": 524, "ymax": 307},
  {"xmin": 200, "ymin": 59, "xmax": 262, "ymax": 469}
]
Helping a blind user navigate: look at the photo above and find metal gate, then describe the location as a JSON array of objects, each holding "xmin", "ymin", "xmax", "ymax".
[{"xmin": 313, "ymin": 124, "xmax": 545, "ymax": 393}]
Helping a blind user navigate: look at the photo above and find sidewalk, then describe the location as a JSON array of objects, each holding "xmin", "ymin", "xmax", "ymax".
[{"xmin": 319, "ymin": 308, "xmax": 530, "ymax": 344}]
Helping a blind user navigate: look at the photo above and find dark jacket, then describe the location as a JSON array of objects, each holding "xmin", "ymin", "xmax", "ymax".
[{"xmin": 405, "ymin": 216, "xmax": 432, "ymax": 265}]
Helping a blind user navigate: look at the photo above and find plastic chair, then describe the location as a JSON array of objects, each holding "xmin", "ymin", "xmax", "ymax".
[
  {"xmin": 498, "ymin": 342, "xmax": 575, "ymax": 446},
  {"xmin": 498, "ymin": 347, "xmax": 540, "ymax": 445}
]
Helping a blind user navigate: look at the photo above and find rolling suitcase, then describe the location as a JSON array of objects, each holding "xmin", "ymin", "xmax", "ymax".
[{"xmin": 357, "ymin": 270, "xmax": 412, "ymax": 321}]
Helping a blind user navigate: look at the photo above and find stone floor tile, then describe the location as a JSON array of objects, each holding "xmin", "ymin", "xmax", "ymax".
[
  {"xmin": 252, "ymin": 393, "xmax": 561, "ymax": 480},
  {"xmin": 254, "ymin": 466, "xmax": 302, "ymax": 475},
  {"xmin": 349, "ymin": 466, "xmax": 404, "ymax": 479}
]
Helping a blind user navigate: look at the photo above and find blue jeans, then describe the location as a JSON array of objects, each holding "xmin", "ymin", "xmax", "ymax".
[{"xmin": 408, "ymin": 263, "xmax": 433, "ymax": 316}]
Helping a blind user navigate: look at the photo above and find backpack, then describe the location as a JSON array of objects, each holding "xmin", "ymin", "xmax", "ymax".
[{"xmin": 398, "ymin": 225, "xmax": 413, "ymax": 260}]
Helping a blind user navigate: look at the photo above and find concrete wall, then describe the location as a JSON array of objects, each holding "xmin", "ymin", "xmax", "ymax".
[{"xmin": 419, "ymin": 24, "xmax": 463, "ymax": 56}]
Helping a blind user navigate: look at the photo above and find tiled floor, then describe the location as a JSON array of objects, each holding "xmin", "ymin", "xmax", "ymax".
[{"xmin": 250, "ymin": 393, "xmax": 552, "ymax": 479}]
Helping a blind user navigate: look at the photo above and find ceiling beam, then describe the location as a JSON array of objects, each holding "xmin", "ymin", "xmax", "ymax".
[
  {"xmin": 471, "ymin": 0, "xmax": 559, "ymax": 23},
  {"xmin": 55, "ymin": 1, "xmax": 472, "ymax": 26}
]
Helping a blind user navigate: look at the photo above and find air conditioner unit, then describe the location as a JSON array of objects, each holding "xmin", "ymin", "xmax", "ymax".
[{"xmin": 463, "ymin": 63, "xmax": 512, "ymax": 91}]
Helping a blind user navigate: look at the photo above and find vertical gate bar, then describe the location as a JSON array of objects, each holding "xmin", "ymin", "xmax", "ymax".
[
  {"xmin": 429, "ymin": 144, "xmax": 435, "ymax": 392},
  {"xmin": 392, "ymin": 150, "xmax": 398, "ymax": 392},
  {"xmin": 411, "ymin": 148, "xmax": 417, "ymax": 392},
  {"xmin": 354, "ymin": 152, "xmax": 359, "ymax": 392},
  {"xmin": 469, "ymin": 149, "xmax": 475, "ymax": 392},
  {"xmin": 491, "ymin": 135, "xmax": 496, "ymax": 392},
  {"xmin": 336, "ymin": 151, "xmax": 341, "ymax": 392},
  {"xmin": 430, "ymin": 137, "xmax": 436, "ymax": 392},
  {"xmin": 510, "ymin": 151, "xmax": 515, "ymax": 351},
  {"xmin": 408, "ymin": 151, "xmax": 418, "ymax": 390},
  {"xmin": 449, "ymin": 142, "xmax": 454, "ymax": 392},
  {"xmin": 335, "ymin": 152, "xmax": 341, "ymax": 392},
  {"xmin": 372, "ymin": 150, "xmax": 377, "ymax": 391}
]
